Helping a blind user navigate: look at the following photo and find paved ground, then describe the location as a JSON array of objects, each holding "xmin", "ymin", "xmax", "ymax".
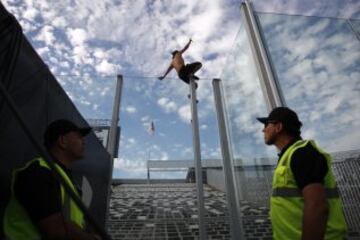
[{"xmin": 107, "ymin": 183, "xmax": 272, "ymax": 240}]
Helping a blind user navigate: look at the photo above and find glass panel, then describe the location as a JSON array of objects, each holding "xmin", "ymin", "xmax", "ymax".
[
  {"xmin": 107, "ymin": 76, "xmax": 230, "ymax": 239},
  {"xmin": 57, "ymin": 75, "xmax": 118, "ymax": 153},
  {"xmin": 57, "ymin": 75, "xmax": 117, "ymax": 120},
  {"xmin": 116, "ymin": 76, "xmax": 193, "ymax": 179},
  {"xmin": 257, "ymin": 12, "xmax": 360, "ymax": 235},
  {"xmin": 221, "ymin": 20, "xmax": 274, "ymax": 238},
  {"xmin": 251, "ymin": 1, "xmax": 360, "ymax": 19},
  {"xmin": 0, "ymin": 75, "xmax": 111, "ymax": 236},
  {"xmin": 115, "ymin": 76, "xmax": 222, "ymax": 179}
]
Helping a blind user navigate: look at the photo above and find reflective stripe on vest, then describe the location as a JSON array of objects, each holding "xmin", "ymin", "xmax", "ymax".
[
  {"xmin": 62, "ymin": 189, "xmax": 72, "ymax": 221},
  {"xmin": 272, "ymin": 187, "xmax": 340, "ymax": 198},
  {"xmin": 37, "ymin": 158, "xmax": 85, "ymax": 228}
]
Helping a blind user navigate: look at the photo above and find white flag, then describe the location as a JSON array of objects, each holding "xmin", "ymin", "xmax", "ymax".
[{"xmin": 147, "ymin": 121, "xmax": 155, "ymax": 136}]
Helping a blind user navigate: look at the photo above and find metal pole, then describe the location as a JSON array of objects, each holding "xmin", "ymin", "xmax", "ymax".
[
  {"xmin": 107, "ymin": 74, "xmax": 123, "ymax": 159},
  {"xmin": 212, "ymin": 79, "xmax": 245, "ymax": 239},
  {"xmin": 241, "ymin": 1, "xmax": 285, "ymax": 110},
  {"xmin": 105, "ymin": 74, "xmax": 123, "ymax": 221},
  {"xmin": 147, "ymin": 162, "xmax": 150, "ymax": 184},
  {"xmin": 147, "ymin": 149, "xmax": 150, "ymax": 184},
  {"xmin": 189, "ymin": 77, "xmax": 207, "ymax": 240}
]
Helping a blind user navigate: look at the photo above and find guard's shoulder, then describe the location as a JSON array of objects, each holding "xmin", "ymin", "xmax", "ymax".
[
  {"xmin": 293, "ymin": 142, "xmax": 325, "ymax": 161},
  {"xmin": 18, "ymin": 160, "xmax": 50, "ymax": 179}
]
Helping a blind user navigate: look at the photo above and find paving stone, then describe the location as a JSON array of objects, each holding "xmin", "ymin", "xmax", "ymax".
[{"xmin": 106, "ymin": 183, "xmax": 359, "ymax": 239}]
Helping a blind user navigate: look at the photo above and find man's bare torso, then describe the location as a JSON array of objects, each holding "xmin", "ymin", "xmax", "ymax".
[{"xmin": 171, "ymin": 53, "xmax": 185, "ymax": 73}]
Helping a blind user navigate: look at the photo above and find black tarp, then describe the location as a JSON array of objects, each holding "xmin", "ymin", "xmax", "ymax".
[{"xmin": 0, "ymin": 3, "xmax": 111, "ymax": 238}]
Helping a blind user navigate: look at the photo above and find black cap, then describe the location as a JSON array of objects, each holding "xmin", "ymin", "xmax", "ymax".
[
  {"xmin": 257, "ymin": 107, "xmax": 302, "ymax": 133},
  {"xmin": 44, "ymin": 119, "xmax": 91, "ymax": 148}
]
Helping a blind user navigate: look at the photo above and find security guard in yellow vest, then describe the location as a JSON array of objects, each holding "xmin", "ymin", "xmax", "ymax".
[
  {"xmin": 3, "ymin": 119, "xmax": 101, "ymax": 240},
  {"xmin": 257, "ymin": 107, "xmax": 347, "ymax": 240}
]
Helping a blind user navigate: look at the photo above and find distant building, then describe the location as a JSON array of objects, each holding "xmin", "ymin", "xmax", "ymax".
[{"xmin": 87, "ymin": 119, "xmax": 120, "ymax": 158}]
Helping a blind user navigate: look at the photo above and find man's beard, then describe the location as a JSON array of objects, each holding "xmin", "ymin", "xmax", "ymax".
[{"xmin": 265, "ymin": 135, "xmax": 276, "ymax": 145}]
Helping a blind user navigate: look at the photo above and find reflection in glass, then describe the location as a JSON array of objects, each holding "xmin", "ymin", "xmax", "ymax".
[
  {"xmin": 221, "ymin": 24, "xmax": 274, "ymax": 161},
  {"xmin": 257, "ymin": 13, "xmax": 360, "ymax": 152},
  {"xmin": 221, "ymin": 20, "xmax": 274, "ymax": 238}
]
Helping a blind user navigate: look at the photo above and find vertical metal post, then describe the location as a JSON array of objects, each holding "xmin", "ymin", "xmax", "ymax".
[
  {"xmin": 241, "ymin": 1, "xmax": 285, "ymax": 110},
  {"xmin": 212, "ymin": 79, "xmax": 245, "ymax": 239},
  {"xmin": 105, "ymin": 74, "xmax": 123, "ymax": 220},
  {"xmin": 147, "ymin": 160, "xmax": 150, "ymax": 184},
  {"xmin": 189, "ymin": 77, "xmax": 207, "ymax": 240},
  {"xmin": 107, "ymin": 75, "xmax": 123, "ymax": 159}
]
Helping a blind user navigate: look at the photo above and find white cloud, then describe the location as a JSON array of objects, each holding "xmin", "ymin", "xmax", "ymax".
[
  {"xmin": 3, "ymin": 0, "xmax": 359, "ymax": 174},
  {"xmin": 35, "ymin": 25, "xmax": 56, "ymax": 45},
  {"xmin": 157, "ymin": 97, "xmax": 178, "ymax": 113},
  {"xmin": 72, "ymin": 45, "xmax": 90, "ymax": 65},
  {"xmin": 95, "ymin": 59, "xmax": 117, "ymax": 74},
  {"xmin": 141, "ymin": 116, "xmax": 150, "ymax": 122},
  {"xmin": 37, "ymin": 46, "xmax": 49, "ymax": 56},
  {"xmin": 125, "ymin": 106, "xmax": 137, "ymax": 114},
  {"xmin": 23, "ymin": 8, "xmax": 38, "ymax": 19},
  {"xmin": 67, "ymin": 28, "xmax": 88, "ymax": 46},
  {"xmin": 93, "ymin": 48, "xmax": 107, "ymax": 59},
  {"xmin": 52, "ymin": 16, "xmax": 67, "ymax": 28},
  {"xmin": 178, "ymin": 105, "xmax": 191, "ymax": 123},
  {"xmin": 187, "ymin": 1, "xmax": 222, "ymax": 42},
  {"xmin": 113, "ymin": 157, "xmax": 146, "ymax": 170},
  {"xmin": 200, "ymin": 124, "xmax": 208, "ymax": 130}
]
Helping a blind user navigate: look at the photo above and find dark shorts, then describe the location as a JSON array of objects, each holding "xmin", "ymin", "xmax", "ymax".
[{"xmin": 178, "ymin": 62, "xmax": 202, "ymax": 83}]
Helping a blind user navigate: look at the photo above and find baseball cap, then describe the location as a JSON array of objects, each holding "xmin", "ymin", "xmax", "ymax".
[
  {"xmin": 44, "ymin": 119, "xmax": 91, "ymax": 148},
  {"xmin": 256, "ymin": 107, "xmax": 302, "ymax": 131}
]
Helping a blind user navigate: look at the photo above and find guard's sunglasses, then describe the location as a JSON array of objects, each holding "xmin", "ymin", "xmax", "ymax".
[{"xmin": 264, "ymin": 121, "xmax": 279, "ymax": 127}]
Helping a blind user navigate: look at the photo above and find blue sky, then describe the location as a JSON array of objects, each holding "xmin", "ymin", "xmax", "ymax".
[{"xmin": 3, "ymin": 0, "xmax": 360, "ymax": 178}]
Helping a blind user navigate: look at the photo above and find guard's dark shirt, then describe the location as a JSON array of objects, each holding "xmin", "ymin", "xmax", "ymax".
[
  {"xmin": 278, "ymin": 139, "xmax": 329, "ymax": 190},
  {"xmin": 14, "ymin": 160, "xmax": 73, "ymax": 223}
]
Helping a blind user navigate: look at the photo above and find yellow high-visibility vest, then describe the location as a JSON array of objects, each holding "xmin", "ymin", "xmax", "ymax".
[
  {"xmin": 271, "ymin": 140, "xmax": 347, "ymax": 240},
  {"xmin": 4, "ymin": 158, "xmax": 84, "ymax": 240}
]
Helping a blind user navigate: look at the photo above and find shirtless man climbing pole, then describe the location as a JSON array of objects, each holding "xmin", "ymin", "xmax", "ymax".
[{"xmin": 158, "ymin": 39, "xmax": 202, "ymax": 89}]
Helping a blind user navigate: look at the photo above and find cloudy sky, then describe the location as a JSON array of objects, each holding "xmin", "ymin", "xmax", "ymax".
[
  {"xmin": 3, "ymin": 0, "xmax": 360, "ymax": 178},
  {"xmin": 222, "ymin": 10, "xmax": 360, "ymax": 165}
]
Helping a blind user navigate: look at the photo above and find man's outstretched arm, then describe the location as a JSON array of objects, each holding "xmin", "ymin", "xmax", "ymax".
[
  {"xmin": 158, "ymin": 64, "xmax": 173, "ymax": 80},
  {"xmin": 179, "ymin": 39, "xmax": 192, "ymax": 54}
]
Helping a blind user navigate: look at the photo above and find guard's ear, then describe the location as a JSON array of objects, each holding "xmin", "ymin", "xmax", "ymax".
[
  {"xmin": 275, "ymin": 122, "xmax": 284, "ymax": 133},
  {"xmin": 57, "ymin": 135, "xmax": 67, "ymax": 149}
]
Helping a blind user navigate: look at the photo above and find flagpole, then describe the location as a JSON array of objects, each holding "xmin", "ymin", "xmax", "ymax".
[
  {"xmin": 147, "ymin": 120, "xmax": 155, "ymax": 184},
  {"xmin": 147, "ymin": 147, "xmax": 150, "ymax": 184}
]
